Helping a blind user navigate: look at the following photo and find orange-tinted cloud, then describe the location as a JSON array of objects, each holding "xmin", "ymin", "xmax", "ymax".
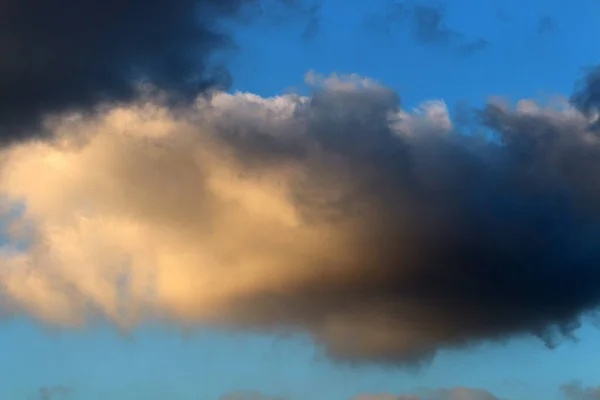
[{"xmin": 2, "ymin": 73, "xmax": 600, "ymax": 365}]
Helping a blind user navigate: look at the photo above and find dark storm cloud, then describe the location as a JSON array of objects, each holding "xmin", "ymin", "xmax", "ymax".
[
  {"xmin": 571, "ymin": 65, "xmax": 600, "ymax": 120},
  {"xmin": 0, "ymin": 0, "xmax": 278, "ymax": 142},
  {"xmin": 205, "ymin": 70, "xmax": 600, "ymax": 365}
]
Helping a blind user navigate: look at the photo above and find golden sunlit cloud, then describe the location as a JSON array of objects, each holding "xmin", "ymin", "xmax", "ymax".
[{"xmin": 1, "ymin": 73, "xmax": 600, "ymax": 365}]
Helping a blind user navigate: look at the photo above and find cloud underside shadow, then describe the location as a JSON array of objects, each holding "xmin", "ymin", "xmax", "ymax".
[
  {"xmin": 0, "ymin": 0, "xmax": 315, "ymax": 143},
  {"xmin": 1, "ymin": 70, "xmax": 600, "ymax": 366}
]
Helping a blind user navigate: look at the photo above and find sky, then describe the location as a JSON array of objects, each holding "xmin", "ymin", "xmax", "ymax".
[{"xmin": 2, "ymin": 0, "xmax": 600, "ymax": 399}]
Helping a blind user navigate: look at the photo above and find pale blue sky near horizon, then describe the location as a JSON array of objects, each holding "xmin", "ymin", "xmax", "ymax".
[{"xmin": 2, "ymin": 0, "xmax": 600, "ymax": 399}]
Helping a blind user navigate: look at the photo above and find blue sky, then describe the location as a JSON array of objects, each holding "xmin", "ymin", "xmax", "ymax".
[{"xmin": 2, "ymin": 0, "xmax": 600, "ymax": 399}]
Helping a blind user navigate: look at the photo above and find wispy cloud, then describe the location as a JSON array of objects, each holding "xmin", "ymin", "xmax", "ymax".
[
  {"xmin": 561, "ymin": 382, "xmax": 600, "ymax": 400},
  {"xmin": 364, "ymin": 1, "xmax": 488, "ymax": 56},
  {"xmin": 221, "ymin": 391, "xmax": 290, "ymax": 400},
  {"xmin": 38, "ymin": 385, "xmax": 73, "ymax": 400},
  {"xmin": 537, "ymin": 16, "xmax": 560, "ymax": 35},
  {"xmin": 300, "ymin": 3, "xmax": 321, "ymax": 41}
]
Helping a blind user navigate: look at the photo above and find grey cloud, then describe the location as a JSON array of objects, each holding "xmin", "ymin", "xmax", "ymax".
[
  {"xmin": 353, "ymin": 388, "xmax": 502, "ymax": 400},
  {"xmin": 561, "ymin": 382, "xmax": 600, "ymax": 400},
  {"xmin": 220, "ymin": 391, "xmax": 290, "ymax": 400},
  {"xmin": 38, "ymin": 385, "xmax": 72, "ymax": 400}
]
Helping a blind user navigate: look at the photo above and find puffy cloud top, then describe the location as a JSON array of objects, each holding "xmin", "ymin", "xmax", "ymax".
[{"xmin": 2, "ymin": 73, "xmax": 600, "ymax": 365}]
